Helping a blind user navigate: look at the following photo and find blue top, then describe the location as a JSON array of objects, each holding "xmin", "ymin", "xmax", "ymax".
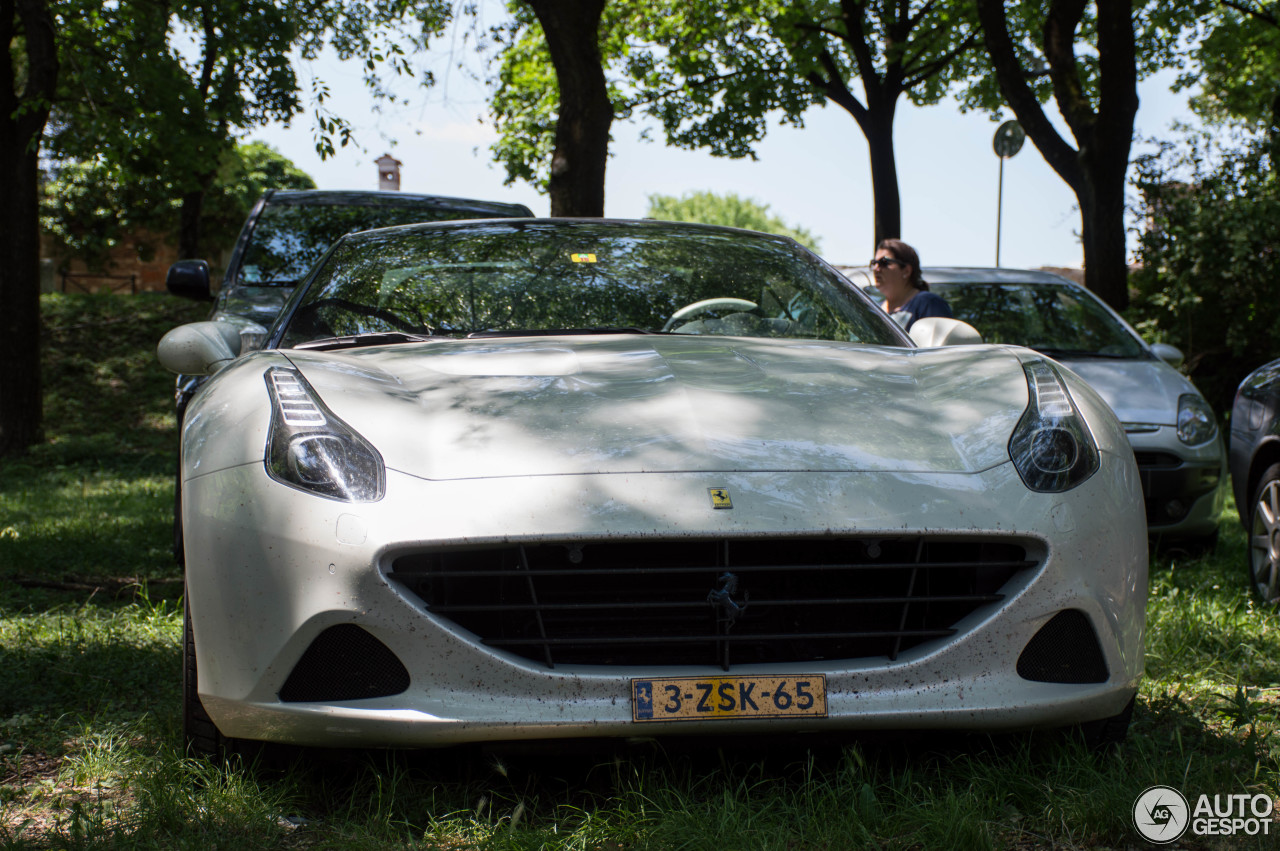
[{"xmin": 891, "ymin": 290, "xmax": 952, "ymax": 331}]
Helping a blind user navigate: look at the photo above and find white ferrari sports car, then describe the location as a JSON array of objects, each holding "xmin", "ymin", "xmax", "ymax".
[{"xmin": 158, "ymin": 219, "xmax": 1147, "ymax": 756}]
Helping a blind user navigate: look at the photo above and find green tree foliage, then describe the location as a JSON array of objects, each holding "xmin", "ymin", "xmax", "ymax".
[
  {"xmin": 633, "ymin": 0, "xmax": 987, "ymax": 246},
  {"xmin": 1180, "ymin": 2, "xmax": 1280, "ymax": 148},
  {"xmin": 489, "ymin": 0, "xmax": 617, "ymax": 215},
  {"xmin": 488, "ymin": 0, "xmax": 985, "ymax": 242},
  {"xmin": 1127, "ymin": 131, "xmax": 1280, "ymax": 414},
  {"xmin": 2, "ymin": 0, "xmax": 449, "ymax": 455},
  {"xmin": 646, "ymin": 191, "xmax": 822, "ymax": 251},
  {"xmin": 48, "ymin": 0, "xmax": 451, "ymax": 257},
  {"xmin": 969, "ymin": 0, "xmax": 1205, "ymax": 311},
  {"xmin": 42, "ymin": 142, "xmax": 315, "ymax": 272}
]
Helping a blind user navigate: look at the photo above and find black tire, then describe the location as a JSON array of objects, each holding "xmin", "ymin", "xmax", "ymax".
[
  {"xmin": 1247, "ymin": 463, "xmax": 1280, "ymax": 606},
  {"xmin": 1157, "ymin": 528, "xmax": 1219, "ymax": 560},
  {"xmin": 183, "ymin": 596, "xmax": 226, "ymax": 758},
  {"xmin": 183, "ymin": 596, "xmax": 261, "ymax": 762},
  {"xmin": 173, "ymin": 391, "xmax": 190, "ymax": 566},
  {"xmin": 173, "ymin": 469, "xmax": 185, "ymax": 566},
  {"xmin": 1079, "ymin": 695, "xmax": 1135, "ymax": 751}
]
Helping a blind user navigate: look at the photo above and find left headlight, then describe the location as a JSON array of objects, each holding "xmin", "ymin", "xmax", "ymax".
[
  {"xmin": 1008, "ymin": 361, "xmax": 1100, "ymax": 493},
  {"xmin": 1176, "ymin": 393, "xmax": 1217, "ymax": 446},
  {"xmin": 264, "ymin": 366, "xmax": 385, "ymax": 502}
]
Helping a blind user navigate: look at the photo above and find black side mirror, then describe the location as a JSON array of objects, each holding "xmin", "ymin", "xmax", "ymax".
[{"xmin": 166, "ymin": 260, "xmax": 213, "ymax": 301}]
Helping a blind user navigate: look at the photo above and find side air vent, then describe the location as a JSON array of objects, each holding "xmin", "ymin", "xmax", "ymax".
[
  {"xmin": 1016, "ymin": 609, "xmax": 1109, "ymax": 684},
  {"xmin": 278, "ymin": 624, "xmax": 409, "ymax": 702}
]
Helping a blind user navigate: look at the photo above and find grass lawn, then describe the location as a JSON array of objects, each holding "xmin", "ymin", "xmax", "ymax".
[{"xmin": 1, "ymin": 292, "xmax": 1277, "ymax": 849}]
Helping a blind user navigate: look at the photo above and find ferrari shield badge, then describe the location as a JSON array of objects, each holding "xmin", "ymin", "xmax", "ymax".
[{"xmin": 709, "ymin": 488, "xmax": 733, "ymax": 509}]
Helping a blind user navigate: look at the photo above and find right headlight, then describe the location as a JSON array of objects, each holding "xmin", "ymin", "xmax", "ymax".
[
  {"xmin": 1176, "ymin": 393, "xmax": 1217, "ymax": 446},
  {"xmin": 1008, "ymin": 361, "xmax": 1100, "ymax": 493}
]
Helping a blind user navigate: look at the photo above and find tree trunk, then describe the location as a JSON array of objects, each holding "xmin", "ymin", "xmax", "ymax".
[
  {"xmin": 178, "ymin": 189, "xmax": 206, "ymax": 259},
  {"xmin": 1077, "ymin": 174, "xmax": 1130, "ymax": 310},
  {"xmin": 975, "ymin": 0, "xmax": 1137, "ymax": 311},
  {"xmin": 863, "ymin": 114, "xmax": 902, "ymax": 246},
  {"xmin": 805, "ymin": 44, "xmax": 904, "ymax": 251},
  {"xmin": 525, "ymin": 0, "xmax": 612, "ymax": 217},
  {"xmin": 0, "ymin": 0, "xmax": 58, "ymax": 457},
  {"xmin": 178, "ymin": 167, "xmax": 219, "ymax": 259}
]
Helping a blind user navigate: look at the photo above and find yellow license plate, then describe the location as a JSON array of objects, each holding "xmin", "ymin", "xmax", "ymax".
[{"xmin": 631, "ymin": 675, "xmax": 827, "ymax": 722}]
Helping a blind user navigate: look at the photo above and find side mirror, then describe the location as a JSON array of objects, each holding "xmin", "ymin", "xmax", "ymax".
[
  {"xmin": 1151, "ymin": 342, "xmax": 1184, "ymax": 368},
  {"xmin": 166, "ymin": 260, "xmax": 213, "ymax": 301},
  {"xmin": 157, "ymin": 321, "xmax": 242, "ymax": 375},
  {"xmin": 909, "ymin": 317, "xmax": 984, "ymax": 347}
]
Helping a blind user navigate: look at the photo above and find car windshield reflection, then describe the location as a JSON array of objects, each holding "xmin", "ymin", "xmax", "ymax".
[
  {"xmin": 277, "ymin": 221, "xmax": 907, "ymax": 347},
  {"xmin": 930, "ymin": 282, "xmax": 1147, "ymax": 358},
  {"xmin": 240, "ymin": 204, "xmax": 494, "ymax": 287}
]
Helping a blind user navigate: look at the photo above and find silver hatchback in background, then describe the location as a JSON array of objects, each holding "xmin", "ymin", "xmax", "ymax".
[{"xmin": 845, "ymin": 266, "xmax": 1225, "ymax": 548}]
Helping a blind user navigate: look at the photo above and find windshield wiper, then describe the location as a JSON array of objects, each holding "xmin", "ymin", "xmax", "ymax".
[
  {"xmin": 294, "ymin": 331, "xmax": 439, "ymax": 351},
  {"xmin": 467, "ymin": 327, "xmax": 662, "ymax": 338}
]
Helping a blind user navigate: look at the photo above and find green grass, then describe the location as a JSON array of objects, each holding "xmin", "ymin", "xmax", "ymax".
[{"xmin": 1, "ymin": 292, "xmax": 1278, "ymax": 849}]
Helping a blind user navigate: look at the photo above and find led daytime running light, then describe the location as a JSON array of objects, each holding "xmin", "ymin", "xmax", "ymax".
[
  {"xmin": 269, "ymin": 371, "xmax": 325, "ymax": 426},
  {"xmin": 1027, "ymin": 362, "xmax": 1072, "ymax": 418}
]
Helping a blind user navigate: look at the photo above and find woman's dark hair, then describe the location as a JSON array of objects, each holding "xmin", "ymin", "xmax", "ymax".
[{"xmin": 875, "ymin": 238, "xmax": 926, "ymax": 290}]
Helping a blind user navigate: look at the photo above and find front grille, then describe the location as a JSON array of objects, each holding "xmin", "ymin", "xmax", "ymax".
[{"xmin": 388, "ymin": 537, "xmax": 1035, "ymax": 670}]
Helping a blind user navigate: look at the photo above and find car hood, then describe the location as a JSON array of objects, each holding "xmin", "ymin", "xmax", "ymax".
[
  {"xmin": 1050, "ymin": 356, "xmax": 1194, "ymax": 426},
  {"xmin": 284, "ymin": 337, "xmax": 1031, "ymax": 480}
]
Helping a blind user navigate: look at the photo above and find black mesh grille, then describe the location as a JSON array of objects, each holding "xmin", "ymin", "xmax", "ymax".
[
  {"xmin": 278, "ymin": 624, "xmax": 410, "ymax": 702},
  {"xmin": 1016, "ymin": 609, "xmax": 1109, "ymax": 683},
  {"xmin": 388, "ymin": 537, "xmax": 1035, "ymax": 670}
]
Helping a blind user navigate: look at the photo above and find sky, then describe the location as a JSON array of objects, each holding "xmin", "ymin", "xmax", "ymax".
[{"xmin": 251, "ymin": 31, "xmax": 1195, "ymax": 272}]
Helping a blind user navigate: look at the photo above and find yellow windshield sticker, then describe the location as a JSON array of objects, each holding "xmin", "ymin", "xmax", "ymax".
[
  {"xmin": 571, "ymin": 253, "xmax": 597, "ymax": 263},
  {"xmin": 709, "ymin": 488, "xmax": 733, "ymax": 509}
]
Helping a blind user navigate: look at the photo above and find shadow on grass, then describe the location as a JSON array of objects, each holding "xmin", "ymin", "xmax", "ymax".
[
  {"xmin": 218, "ymin": 717, "xmax": 1262, "ymax": 850},
  {"xmin": 0, "ymin": 600, "xmax": 181, "ymax": 754},
  {"xmin": 0, "ymin": 450, "xmax": 180, "ymax": 584}
]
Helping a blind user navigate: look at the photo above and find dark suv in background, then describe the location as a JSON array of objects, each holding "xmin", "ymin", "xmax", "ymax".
[
  {"xmin": 165, "ymin": 189, "xmax": 534, "ymax": 559},
  {"xmin": 167, "ymin": 189, "xmax": 534, "ymax": 330}
]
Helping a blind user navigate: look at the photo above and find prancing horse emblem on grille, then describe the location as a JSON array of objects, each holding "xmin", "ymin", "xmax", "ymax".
[
  {"xmin": 708, "ymin": 488, "xmax": 733, "ymax": 509},
  {"xmin": 707, "ymin": 571, "xmax": 748, "ymax": 627}
]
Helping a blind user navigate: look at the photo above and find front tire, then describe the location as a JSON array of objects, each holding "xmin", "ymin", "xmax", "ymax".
[
  {"xmin": 183, "ymin": 596, "xmax": 260, "ymax": 762},
  {"xmin": 1248, "ymin": 463, "xmax": 1280, "ymax": 606},
  {"xmin": 183, "ymin": 596, "xmax": 223, "ymax": 757}
]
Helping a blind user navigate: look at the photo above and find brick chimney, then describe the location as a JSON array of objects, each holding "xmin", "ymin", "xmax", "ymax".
[{"xmin": 375, "ymin": 154, "xmax": 402, "ymax": 191}]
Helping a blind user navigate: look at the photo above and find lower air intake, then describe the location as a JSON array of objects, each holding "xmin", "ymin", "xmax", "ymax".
[
  {"xmin": 278, "ymin": 624, "xmax": 410, "ymax": 702},
  {"xmin": 1016, "ymin": 609, "xmax": 1109, "ymax": 684}
]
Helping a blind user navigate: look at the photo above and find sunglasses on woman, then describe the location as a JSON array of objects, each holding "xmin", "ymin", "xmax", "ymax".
[{"xmin": 870, "ymin": 257, "xmax": 903, "ymax": 269}]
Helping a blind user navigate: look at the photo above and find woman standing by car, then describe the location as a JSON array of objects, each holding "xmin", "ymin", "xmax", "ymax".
[{"xmin": 872, "ymin": 239, "xmax": 952, "ymax": 331}]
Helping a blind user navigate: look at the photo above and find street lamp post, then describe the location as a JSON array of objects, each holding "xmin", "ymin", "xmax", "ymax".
[{"xmin": 992, "ymin": 120, "xmax": 1025, "ymax": 267}]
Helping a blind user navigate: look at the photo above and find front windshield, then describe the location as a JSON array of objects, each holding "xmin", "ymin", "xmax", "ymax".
[
  {"xmin": 931, "ymin": 281, "xmax": 1147, "ymax": 358},
  {"xmin": 276, "ymin": 220, "xmax": 906, "ymax": 347},
  {"xmin": 239, "ymin": 202, "xmax": 494, "ymax": 287}
]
